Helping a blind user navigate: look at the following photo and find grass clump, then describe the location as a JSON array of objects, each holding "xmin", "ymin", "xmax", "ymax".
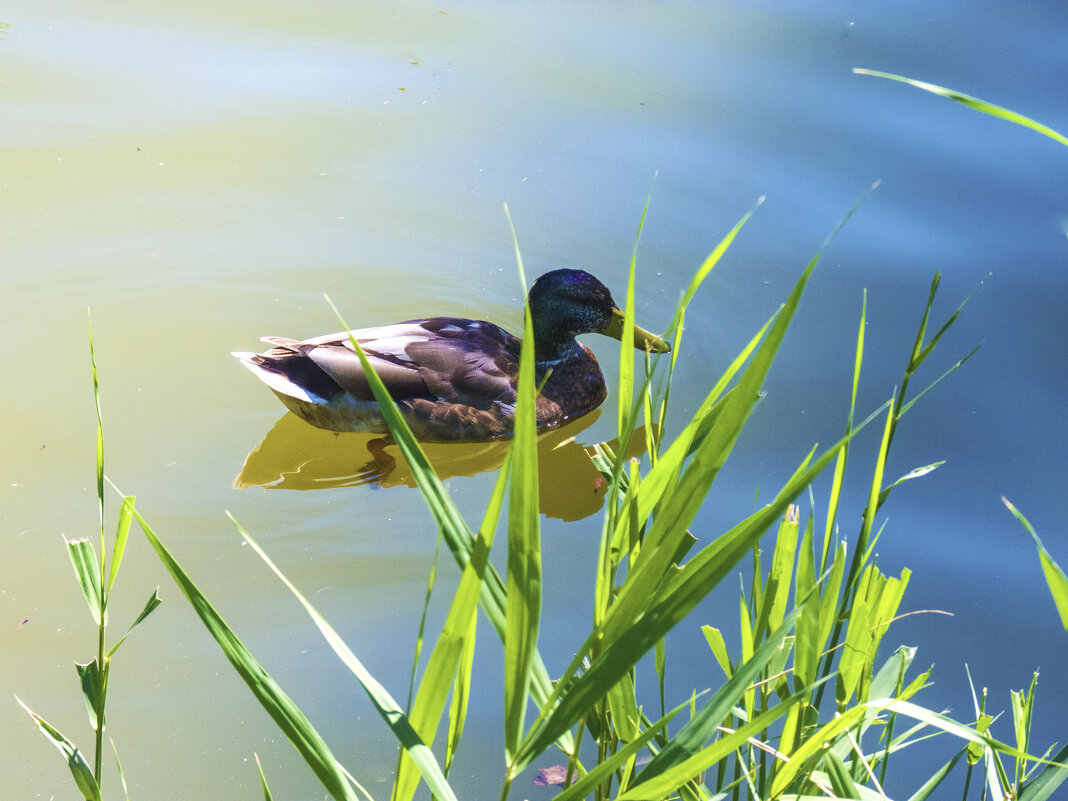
[{"xmin": 23, "ymin": 203, "xmax": 1068, "ymax": 800}]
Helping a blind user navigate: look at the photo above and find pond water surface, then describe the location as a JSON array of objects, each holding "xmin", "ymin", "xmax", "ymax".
[{"xmin": 2, "ymin": 3, "xmax": 1066, "ymax": 800}]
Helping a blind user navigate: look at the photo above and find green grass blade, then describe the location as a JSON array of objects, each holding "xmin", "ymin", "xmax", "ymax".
[
  {"xmin": 620, "ymin": 684, "xmax": 812, "ymax": 800},
  {"xmin": 838, "ymin": 593, "xmax": 871, "ymax": 706},
  {"xmin": 897, "ymin": 344, "xmax": 981, "ymax": 420},
  {"xmin": 606, "ymin": 671, "xmax": 641, "ymax": 742},
  {"xmin": 651, "ymin": 403, "xmax": 885, "ymax": 621},
  {"xmin": 1011, "ymin": 674, "xmax": 1038, "ymax": 787},
  {"xmin": 227, "ymin": 515, "xmax": 459, "ymax": 801},
  {"xmin": 654, "ymin": 635, "xmax": 667, "ymax": 718},
  {"xmin": 406, "ymin": 533, "xmax": 441, "ymax": 709},
  {"xmin": 106, "ymin": 587, "xmax": 162, "ymax": 658},
  {"xmin": 110, "ymin": 738, "xmax": 131, "ymax": 801},
  {"xmin": 862, "ymin": 397, "xmax": 894, "ymax": 562},
  {"xmin": 323, "ymin": 295, "xmax": 470, "ymax": 549},
  {"xmin": 667, "ymin": 198, "xmax": 763, "ymax": 337},
  {"xmin": 793, "ymin": 514, "xmax": 819, "ymax": 689},
  {"xmin": 701, "ymin": 624, "xmax": 732, "ymax": 678},
  {"xmin": 1004, "ymin": 498, "xmax": 1068, "ymax": 630},
  {"xmin": 874, "ymin": 699, "xmax": 1038, "ymax": 761},
  {"xmin": 876, "ymin": 462, "xmax": 944, "ymax": 508},
  {"xmin": 76, "ymin": 659, "xmax": 105, "ymax": 731},
  {"xmin": 768, "ymin": 506, "xmax": 800, "ymax": 634},
  {"xmin": 394, "ymin": 462, "xmax": 509, "ymax": 801},
  {"xmin": 655, "ymin": 302, "xmax": 685, "ymax": 446},
  {"xmin": 862, "ymin": 691, "xmax": 1067, "ymax": 791},
  {"xmin": 1019, "ymin": 742, "xmax": 1068, "ymax": 801},
  {"xmin": 867, "ymin": 644, "xmax": 916, "ymax": 715},
  {"xmin": 824, "ymin": 290, "xmax": 865, "ymax": 570},
  {"xmin": 254, "ymin": 753, "xmax": 275, "ymax": 801},
  {"xmin": 66, "ymin": 538, "xmax": 104, "ymax": 625},
  {"xmin": 445, "ymin": 616, "xmax": 477, "ymax": 776},
  {"xmin": 739, "ymin": 593, "xmax": 755, "ymax": 718},
  {"xmin": 770, "ymin": 704, "xmax": 869, "ymax": 795},
  {"xmin": 88, "ymin": 310, "xmax": 105, "ymax": 559},
  {"xmin": 603, "ymin": 366, "xmax": 764, "ymax": 644},
  {"xmin": 105, "ymin": 495, "xmax": 136, "ymax": 596},
  {"xmin": 914, "ymin": 274, "xmax": 986, "ymax": 371},
  {"xmin": 128, "ymin": 586, "xmax": 163, "ymax": 627},
  {"xmin": 502, "ymin": 208, "xmax": 543, "ymax": 770},
  {"xmin": 854, "ymin": 69, "xmax": 1068, "ymax": 148},
  {"xmin": 448, "ymin": 451, "xmax": 510, "ymax": 777},
  {"xmin": 616, "ymin": 195, "xmax": 648, "ymax": 440},
  {"xmin": 823, "ymin": 750, "xmax": 860, "ymax": 799},
  {"xmin": 554, "ymin": 705, "xmax": 682, "ymax": 801},
  {"xmin": 16, "ymin": 696, "xmax": 102, "ymax": 801},
  {"xmin": 818, "ymin": 542, "xmax": 847, "ymax": 660},
  {"xmin": 633, "ymin": 607, "xmax": 805, "ymax": 788},
  {"xmin": 130, "ymin": 507, "xmax": 360, "ymax": 801},
  {"xmin": 608, "ymin": 314, "xmax": 772, "ymax": 579},
  {"xmin": 905, "ymin": 749, "xmax": 966, "ymax": 801},
  {"xmin": 836, "ymin": 398, "xmax": 894, "ymax": 633}
]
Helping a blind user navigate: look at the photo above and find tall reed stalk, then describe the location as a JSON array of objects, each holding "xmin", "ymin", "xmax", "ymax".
[{"xmin": 17, "ymin": 316, "xmax": 161, "ymax": 801}]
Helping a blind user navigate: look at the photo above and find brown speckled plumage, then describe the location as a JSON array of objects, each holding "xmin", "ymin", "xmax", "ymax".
[{"xmin": 233, "ymin": 269, "xmax": 668, "ymax": 441}]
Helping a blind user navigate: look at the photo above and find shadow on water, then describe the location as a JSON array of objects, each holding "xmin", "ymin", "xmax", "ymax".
[{"xmin": 234, "ymin": 408, "xmax": 654, "ymax": 521}]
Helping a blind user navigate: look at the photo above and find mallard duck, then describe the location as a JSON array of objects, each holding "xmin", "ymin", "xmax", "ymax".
[{"xmin": 232, "ymin": 268, "xmax": 670, "ymax": 441}]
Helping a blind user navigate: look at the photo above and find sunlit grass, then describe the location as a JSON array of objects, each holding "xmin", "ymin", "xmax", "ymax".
[
  {"xmin": 1003, "ymin": 498, "xmax": 1068, "ymax": 632},
  {"xmin": 23, "ymin": 201, "xmax": 1068, "ymax": 799},
  {"xmin": 132, "ymin": 203, "xmax": 1065, "ymax": 799},
  {"xmin": 854, "ymin": 68, "xmax": 1068, "ymax": 149}
]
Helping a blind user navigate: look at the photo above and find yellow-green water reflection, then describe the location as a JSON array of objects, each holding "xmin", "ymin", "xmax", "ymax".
[{"xmin": 235, "ymin": 410, "xmax": 656, "ymax": 522}]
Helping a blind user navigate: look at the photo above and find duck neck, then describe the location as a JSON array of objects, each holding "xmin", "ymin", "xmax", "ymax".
[
  {"xmin": 535, "ymin": 340, "xmax": 582, "ymax": 370},
  {"xmin": 532, "ymin": 315, "xmax": 579, "ymax": 365}
]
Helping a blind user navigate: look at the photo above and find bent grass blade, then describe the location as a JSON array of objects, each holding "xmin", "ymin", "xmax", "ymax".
[
  {"xmin": 225, "ymin": 515, "xmax": 459, "ymax": 801},
  {"xmin": 131, "ymin": 506, "xmax": 362, "ymax": 801},
  {"xmin": 1003, "ymin": 498, "xmax": 1068, "ymax": 631},
  {"xmin": 16, "ymin": 696, "xmax": 102, "ymax": 801},
  {"xmin": 854, "ymin": 69, "xmax": 1068, "ymax": 148}
]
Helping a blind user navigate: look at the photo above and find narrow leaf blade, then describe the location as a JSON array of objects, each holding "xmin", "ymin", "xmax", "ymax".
[
  {"xmin": 16, "ymin": 696, "xmax": 102, "ymax": 801},
  {"xmin": 228, "ymin": 515, "xmax": 460, "ymax": 801},
  {"xmin": 131, "ymin": 508, "xmax": 360, "ymax": 801},
  {"xmin": 1004, "ymin": 498, "xmax": 1068, "ymax": 630},
  {"xmin": 502, "ymin": 208, "xmax": 542, "ymax": 768},
  {"xmin": 66, "ymin": 538, "xmax": 103, "ymax": 625},
  {"xmin": 107, "ymin": 587, "xmax": 163, "ymax": 658},
  {"xmin": 106, "ymin": 495, "xmax": 136, "ymax": 595},
  {"xmin": 854, "ymin": 69, "xmax": 1068, "ymax": 148}
]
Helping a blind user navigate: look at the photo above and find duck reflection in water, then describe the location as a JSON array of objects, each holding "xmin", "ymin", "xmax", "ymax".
[{"xmin": 233, "ymin": 409, "xmax": 658, "ymax": 522}]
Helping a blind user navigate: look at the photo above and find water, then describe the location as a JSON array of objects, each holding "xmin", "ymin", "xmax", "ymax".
[{"xmin": 2, "ymin": 2, "xmax": 1065, "ymax": 799}]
